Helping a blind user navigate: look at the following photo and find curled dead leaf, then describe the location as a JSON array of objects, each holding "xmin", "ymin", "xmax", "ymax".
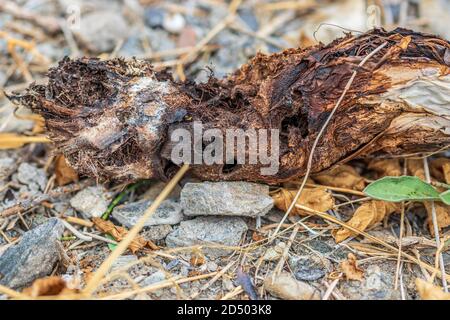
[
  {"xmin": 340, "ymin": 253, "xmax": 364, "ymax": 281},
  {"xmin": 190, "ymin": 252, "xmax": 206, "ymax": 266},
  {"xmin": 22, "ymin": 276, "xmax": 77, "ymax": 297},
  {"xmin": 92, "ymin": 217, "xmax": 158, "ymax": 253},
  {"xmin": 416, "ymin": 278, "xmax": 450, "ymax": 300},
  {"xmin": 272, "ymin": 187, "xmax": 334, "ymax": 216},
  {"xmin": 333, "ymin": 200, "xmax": 399, "ymax": 243},
  {"xmin": 408, "ymin": 159, "xmax": 450, "ymax": 234},
  {"xmin": 430, "ymin": 158, "xmax": 450, "ymax": 184},
  {"xmin": 368, "ymin": 159, "xmax": 402, "ymax": 177},
  {"xmin": 55, "ymin": 155, "xmax": 79, "ymax": 186},
  {"xmin": 313, "ymin": 165, "xmax": 365, "ymax": 191}
]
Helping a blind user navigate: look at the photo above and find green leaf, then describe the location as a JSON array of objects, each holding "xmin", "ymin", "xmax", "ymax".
[
  {"xmin": 439, "ymin": 189, "xmax": 450, "ymax": 205},
  {"xmin": 364, "ymin": 176, "xmax": 440, "ymax": 202},
  {"xmin": 106, "ymin": 234, "xmax": 117, "ymax": 251}
]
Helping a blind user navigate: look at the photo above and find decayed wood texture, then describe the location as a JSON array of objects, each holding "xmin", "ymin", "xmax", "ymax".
[{"xmin": 9, "ymin": 28, "xmax": 450, "ymax": 184}]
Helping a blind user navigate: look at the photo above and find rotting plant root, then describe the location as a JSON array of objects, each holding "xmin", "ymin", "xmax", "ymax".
[{"xmin": 8, "ymin": 28, "xmax": 450, "ymax": 184}]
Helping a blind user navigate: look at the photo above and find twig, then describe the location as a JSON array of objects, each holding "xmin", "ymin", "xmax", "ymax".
[
  {"xmin": 423, "ymin": 157, "xmax": 448, "ymax": 292},
  {"xmin": 322, "ymin": 275, "xmax": 342, "ymax": 300},
  {"xmin": 61, "ymin": 219, "xmax": 92, "ymax": 242},
  {"xmin": 271, "ymin": 42, "xmax": 388, "ymax": 240},
  {"xmin": 82, "ymin": 232, "xmax": 117, "ymax": 245},
  {"xmin": 178, "ymin": 0, "xmax": 242, "ymax": 66},
  {"xmin": 273, "ymin": 224, "xmax": 300, "ymax": 277},
  {"xmin": 0, "ymin": 0, "xmax": 61, "ymax": 34},
  {"xmin": 64, "ymin": 216, "xmax": 93, "ymax": 228},
  {"xmin": 220, "ymin": 285, "xmax": 243, "ymax": 300},
  {"xmin": 394, "ymin": 160, "xmax": 407, "ymax": 290},
  {"xmin": 0, "ymin": 283, "xmax": 28, "ymax": 299}
]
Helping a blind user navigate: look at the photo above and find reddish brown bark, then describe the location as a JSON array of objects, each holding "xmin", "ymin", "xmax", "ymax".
[{"xmin": 9, "ymin": 28, "xmax": 450, "ymax": 184}]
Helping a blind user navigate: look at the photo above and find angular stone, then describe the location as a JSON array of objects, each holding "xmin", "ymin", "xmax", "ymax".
[
  {"xmin": 181, "ymin": 182, "xmax": 273, "ymax": 217},
  {"xmin": 0, "ymin": 218, "xmax": 64, "ymax": 289},
  {"xmin": 264, "ymin": 272, "xmax": 320, "ymax": 300},
  {"xmin": 112, "ymin": 199, "xmax": 183, "ymax": 228},
  {"xmin": 74, "ymin": 11, "xmax": 129, "ymax": 53},
  {"xmin": 141, "ymin": 224, "xmax": 173, "ymax": 241},
  {"xmin": 70, "ymin": 186, "xmax": 111, "ymax": 218},
  {"xmin": 17, "ymin": 162, "xmax": 48, "ymax": 191},
  {"xmin": 165, "ymin": 216, "xmax": 248, "ymax": 257},
  {"xmin": 289, "ymin": 255, "xmax": 331, "ymax": 281}
]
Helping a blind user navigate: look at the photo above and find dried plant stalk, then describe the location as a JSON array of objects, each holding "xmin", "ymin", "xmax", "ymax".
[{"xmin": 9, "ymin": 28, "xmax": 450, "ymax": 184}]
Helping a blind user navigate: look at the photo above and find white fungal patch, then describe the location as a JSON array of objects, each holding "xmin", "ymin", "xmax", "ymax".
[
  {"xmin": 128, "ymin": 77, "xmax": 174, "ymax": 138},
  {"xmin": 381, "ymin": 67, "xmax": 450, "ymax": 116},
  {"xmin": 79, "ymin": 114, "xmax": 124, "ymax": 149}
]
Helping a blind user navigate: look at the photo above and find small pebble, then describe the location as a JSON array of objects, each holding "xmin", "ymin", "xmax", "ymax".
[
  {"xmin": 163, "ymin": 13, "xmax": 186, "ymax": 34},
  {"xmin": 70, "ymin": 186, "xmax": 111, "ymax": 218},
  {"xmin": 144, "ymin": 7, "xmax": 165, "ymax": 28}
]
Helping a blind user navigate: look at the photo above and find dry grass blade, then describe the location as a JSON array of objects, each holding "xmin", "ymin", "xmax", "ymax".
[
  {"xmin": 0, "ymin": 283, "xmax": 28, "ymax": 299},
  {"xmin": 423, "ymin": 157, "xmax": 449, "ymax": 292},
  {"xmin": 0, "ymin": 133, "xmax": 49, "ymax": 149}
]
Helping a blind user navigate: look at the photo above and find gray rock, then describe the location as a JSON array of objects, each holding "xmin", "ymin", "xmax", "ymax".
[
  {"xmin": 140, "ymin": 270, "xmax": 166, "ymax": 286},
  {"xmin": 146, "ymin": 28, "xmax": 175, "ymax": 52},
  {"xmin": 0, "ymin": 157, "xmax": 14, "ymax": 181},
  {"xmin": 0, "ymin": 218, "xmax": 64, "ymax": 289},
  {"xmin": 165, "ymin": 216, "xmax": 248, "ymax": 257},
  {"xmin": 0, "ymin": 104, "xmax": 34, "ymax": 133},
  {"xmin": 70, "ymin": 186, "xmax": 111, "ymax": 218},
  {"xmin": 74, "ymin": 11, "xmax": 129, "ymax": 52},
  {"xmin": 144, "ymin": 7, "xmax": 165, "ymax": 28},
  {"xmin": 142, "ymin": 224, "xmax": 173, "ymax": 241},
  {"xmin": 112, "ymin": 199, "xmax": 183, "ymax": 228},
  {"xmin": 289, "ymin": 255, "xmax": 331, "ymax": 281},
  {"xmin": 181, "ymin": 182, "xmax": 273, "ymax": 217},
  {"xmin": 111, "ymin": 255, "xmax": 138, "ymax": 272},
  {"xmin": 17, "ymin": 163, "xmax": 48, "ymax": 191},
  {"xmin": 264, "ymin": 272, "xmax": 321, "ymax": 300}
]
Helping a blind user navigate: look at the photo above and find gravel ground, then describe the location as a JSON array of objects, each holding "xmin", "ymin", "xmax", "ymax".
[{"xmin": 0, "ymin": 0, "xmax": 449, "ymax": 300}]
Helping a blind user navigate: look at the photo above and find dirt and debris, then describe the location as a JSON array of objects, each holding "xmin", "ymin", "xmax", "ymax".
[{"xmin": 0, "ymin": 0, "xmax": 449, "ymax": 301}]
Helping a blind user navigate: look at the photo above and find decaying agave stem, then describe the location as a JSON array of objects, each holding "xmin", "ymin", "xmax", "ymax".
[{"xmin": 9, "ymin": 28, "xmax": 450, "ymax": 184}]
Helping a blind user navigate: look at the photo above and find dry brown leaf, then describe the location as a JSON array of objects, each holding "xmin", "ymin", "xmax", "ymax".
[
  {"xmin": 0, "ymin": 133, "xmax": 49, "ymax": 149},
  {"xmin": 92, "ymin": 217, "xmax": 158, "ymax": 253},
  {"xmin": 367, "ymin": 159, "xmax": 402, "ymax": 177},
  {"xmin": 416, "ymin": 278, "xmax": 450, "ymax": 300},
  {"xmin": 333, "ymin": 200, "xmax": 400, "ymax": 243},
  {"xmin": 22, "ymin": 276, "xmax": 77, "ymax": 297},
  {"xmin": 340, "ymin": 253, "xmax": 364, "ymax": 281},
  {"xmin": 430, "ymin": 158, "xmax": 450, "ymax": 184},
  {"xmin": 408, "ymin": 159, "xmax": 450, "ymax": 234},
  {"xmin": 55, "ymin": 155, "xmax": 79, "ymax": 186},
  {"xmin": 313, "ymin": 165, "xmax": 365, "ymax": 191},
  {"xmin": 252, "ymin": 231, "xmax": 264, "ymax": 242},
  {"xmin": 190, "ymin": 252, "xmax": 206, "ymax": 266},
  {"xmin": 272, "ymin": 187, "xmax": 334, "ymax": 216}
]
